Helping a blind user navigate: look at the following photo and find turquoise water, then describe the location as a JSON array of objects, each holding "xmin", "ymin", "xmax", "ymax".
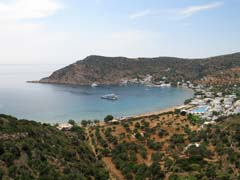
[
  {"xmin": 0, "ymin": 65, "xmax": 194, "ymax": 123},
  {"xmin": 192, "ymin": 106, "xmax": 208, "ymax": 113}
]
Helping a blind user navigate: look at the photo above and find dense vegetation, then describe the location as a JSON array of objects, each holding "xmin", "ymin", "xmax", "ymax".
[
  {"xmin": 89, "ymin": 112, "xmax": 240, "ymax": 180},
  {"xmin": 1, "ymin": 112, "xmax": 240, "ymax": 180},
  {"xmin": 0, "ymin": 114, "xmax": 108, "ymax": 180}
]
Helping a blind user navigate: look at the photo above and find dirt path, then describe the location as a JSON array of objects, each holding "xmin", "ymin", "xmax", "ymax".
[
  {"xmin": 85, "ymin": 128, "xmax": 97, "ymax": 157},
  {"xmin": 103, "ymin": 157, "xmax": 125, "ymax": 180}
]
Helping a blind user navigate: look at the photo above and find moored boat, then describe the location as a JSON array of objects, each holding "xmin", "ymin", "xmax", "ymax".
[
  {"xmin": 101, "ymin": 93, "xmax": 119, "ymax": 100},
  {"xmin": 91, "ymin": 83, "xmax": 98, "ymax": 87}
]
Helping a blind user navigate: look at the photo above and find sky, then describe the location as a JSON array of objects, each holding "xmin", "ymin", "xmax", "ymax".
[{"xmin": 0, "ymin": 0, "xmax": 240, "ymax": 64}]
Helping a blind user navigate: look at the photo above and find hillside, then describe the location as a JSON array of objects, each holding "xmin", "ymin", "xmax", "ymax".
[
  {"xmin": 88, "ymin": 112, "xmax": 240, "ymax": 180},
  {"xmin": 1, "ymin": 113, "xmax": 240, "ymax": 179},
  {"xmin": 0, "ymin": 114, "xmax": 108, "ymax": 180},
  {"xmin": 36, "ymin": 53, "xmax": 240, "ymax": 86}
]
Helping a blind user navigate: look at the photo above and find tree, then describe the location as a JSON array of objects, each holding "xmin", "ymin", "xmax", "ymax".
[
  {"xmin": 165, "ymin": 158, "xmax": 173, "ymax": 170},
  {"xmin": 149, "ymin": 162, "xmax": 164, "ymax": 180},
  {"xmin": 205, "ymin": 164, "xmax": 216, "ymax": 178},
  {"xmin": 94, "ymin": 120, "xmax": 100, "ymax": 124},
  {"xmin": 174, "ymin": 109, "xmax": 181, "ymax": 114},
  {"xmin": 104, "ymin": 115, "xmax": 114, "ymax": 123},
  {"xmin": 135, "ymin": 122, "xmax": 141, "ymax": 129},
  {"xmin": 1, "ymin": 152, "xmax": 15, "ymax": 166},
  {"xmin": 0, "ymin": 169, "xmax": 3, "ymax": 180},
  {"xmin": 139, "ymin": 148, "xmax": 147, "ymax": 159},
  {"xmin": 151, "ymin": 152, "xmax": 162, "ymax": 162},
  {"xmin": 184, "ymin": 98, "xmax": 193, "ymax": 105},
  {"xmin": 70, "ymin": 126, "xmax": 86, "ymax": 140},
  {"xmin": 0, "ymin": 144, "xmax": 4, "ymax": 155},
  {"xmin": 68, "ymin": 119, "xmax": 76, "ymax": 126},
  {"xmin": 81, "ymin": 120, "xmax": 88, "ymax": 127},
  {"xmin": 135, "ymin": 164, "xmax": 149, "ymax": 179},
  {"xmin": 170, "ymin": 134, "xmax": 185, "ymax": 144},
  {"xmin": 87, "ymin": 120, "xmax": 92, "ymax": 125}
]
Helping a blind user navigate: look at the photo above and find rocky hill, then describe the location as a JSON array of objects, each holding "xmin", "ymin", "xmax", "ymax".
[{"xmin": 37, "ymin": 53, "xmax": 240, "ymax": 86}]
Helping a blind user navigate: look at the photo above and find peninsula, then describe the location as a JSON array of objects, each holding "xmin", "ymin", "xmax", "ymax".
[{"xmin": 32, "ymin": 53, "xmax": 240, "ymax": 86}]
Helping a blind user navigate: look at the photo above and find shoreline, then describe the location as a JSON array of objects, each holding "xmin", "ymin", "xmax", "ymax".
[
  {"xmin": 121, "ymin": 87, "xmax": 195, "ymax": 120},
  {"xmin": 97, "ymin": 104, "xmax": 194, "ymax": 127},
  {"xmin": 95, "ymin": 103, "xmax": 196, "ymax": 128},
  {"xmin": 133, "ymin": 105, "xmax": 180, "ymax": 118},
  {"xmin": 128, "ymin": 103, "xmax": 194, "ymax": 119}
]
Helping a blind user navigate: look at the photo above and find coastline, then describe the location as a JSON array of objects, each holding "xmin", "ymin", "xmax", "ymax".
[
  {"xmin": 54, "ymin": 103, "xmax": 191, "ymax": 129},
  {"xmin": 94, "ymin": 86, "xmax": 196, "ymax": 126},
  {"xmin": 69, "ymin": 86, "xmax": 195, "ymax": 125},
  {"xmin": 97, "ymin": 104, "xmax": 194, "ymax": 127},
  {"xmin": 58, "ymin": 102, "xmax": 193, "ymax": 128},
  {"xmin": 133, "ymin": 105, "xmax": 180, "ymax": 118},
  {"xmin": 127, "ymin": 103, "xmax": 194, "ymax": 120},
  {"xmin": 125, "ymin": 87, "xmax": 195, "ymax": 119}
]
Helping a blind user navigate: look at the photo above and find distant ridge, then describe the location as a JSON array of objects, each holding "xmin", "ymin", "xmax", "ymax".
[{"xmin": 35, "ymin": 52, "xmax": 240, "ymax": 86}]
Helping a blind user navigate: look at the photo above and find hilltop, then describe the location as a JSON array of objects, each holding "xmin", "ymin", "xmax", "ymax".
[{"xmin": 36, "ymin": 53, "xmax": 240, "ymax": 86}]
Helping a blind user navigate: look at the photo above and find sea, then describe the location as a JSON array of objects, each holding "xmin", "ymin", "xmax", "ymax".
[{"xmin": 0, "ymin": 64, "xmax": 194, "ymax": 123}]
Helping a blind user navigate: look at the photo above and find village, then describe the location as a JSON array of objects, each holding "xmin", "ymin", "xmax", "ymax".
[
  {"xmin": 119, "ymin": 75, "xmax": 240, "ymax": 125},
  {"xmin": 120, "ymin": 74, "xmax": 171, "ymax": 87},
  {"xmin": 177, "ymin": 80, "xmax": 240, "ymax": 123},
  {"xmin": 120, "ymin": 74, "xmax": 240, "ymax": 124}
]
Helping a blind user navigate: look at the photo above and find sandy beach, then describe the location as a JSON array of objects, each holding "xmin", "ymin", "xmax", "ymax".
[{"xmin": 133, "ymin": 106, "xmax": 179, "ymax": 118}]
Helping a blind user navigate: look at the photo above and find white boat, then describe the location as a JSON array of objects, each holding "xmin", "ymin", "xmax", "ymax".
[
  {"xmin": 146, "ymin": 83, "xmax": 171, "ymax": 88},
  {"xmin": 101, "ymin": 93, "xmax": 119, "ymax": 100},
  {"xmin": 91, "ymin": 83, "xmax": 98, "ymax": 87}
]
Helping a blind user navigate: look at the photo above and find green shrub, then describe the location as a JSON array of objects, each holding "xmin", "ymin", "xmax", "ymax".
[
  {"xmin": 104, "ymin": 115, "xmax": 114, "ymax": 123},
  {"xmin": 1, "ymin": 152, "xmax": 15, "ymax": 166}
]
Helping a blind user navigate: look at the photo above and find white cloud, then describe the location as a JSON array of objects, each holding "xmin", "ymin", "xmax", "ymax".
[
  {"xmin": 129, "ymin": 10, "xmax": 153, "ymax": 20},
  {"xmin": 129, "ymin": 2, "xmax": 223, "ymax": 21},
  {"xmin": 0, "ymin": 0, "xmax": 66, "ymax": 64},
  {"xmin": 0, "ymin": 0, "xmax": 63, "ymax": 20},
  {"xmin": 180, "ymin": 2, "xmax": 223, "ymax": 18},
  {"xmin": 0, "ymin": 0, "xmax": 64, "ymax": 32}
]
